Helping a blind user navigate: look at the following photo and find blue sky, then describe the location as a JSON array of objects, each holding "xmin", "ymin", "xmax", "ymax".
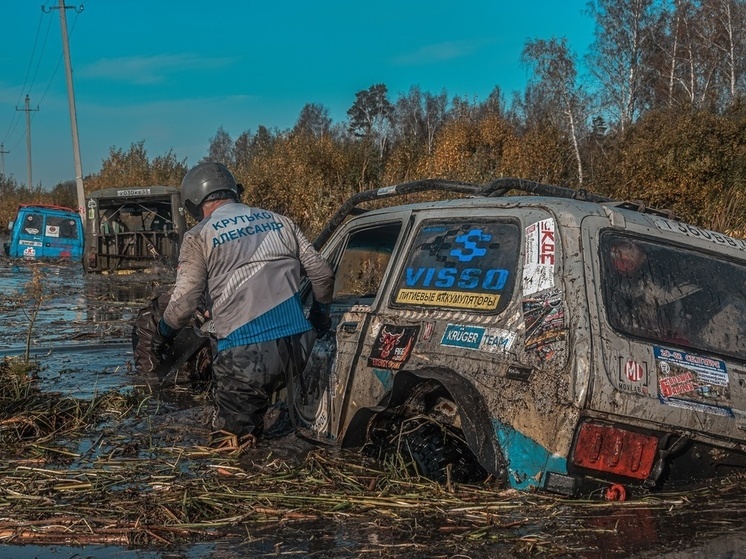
[{"xmin": 0, "ymin": 0, "xmax": 595, "ymax": 189}]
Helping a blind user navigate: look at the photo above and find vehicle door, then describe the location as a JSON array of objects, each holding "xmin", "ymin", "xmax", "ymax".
[
  {"xmin": 42, "ymin": 213, "xmax": 82, "ymax": 259},
  {"xmin": 294, "ymin": 213, "xmax": 409, "ymax": 443},
  {"xmin": 13, "ymin": 210, "xmax": 45, "ymax": 258}
]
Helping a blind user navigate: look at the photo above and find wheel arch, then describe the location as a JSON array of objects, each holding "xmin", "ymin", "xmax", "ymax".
[{"xmin": 341, "ymin": 367, "xmax": 505, "ymax": 478}]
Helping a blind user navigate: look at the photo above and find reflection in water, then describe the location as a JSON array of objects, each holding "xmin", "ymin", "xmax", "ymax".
[{"xmin": 0, "ymin": 260, "xmax": 173, "ymax": 397}]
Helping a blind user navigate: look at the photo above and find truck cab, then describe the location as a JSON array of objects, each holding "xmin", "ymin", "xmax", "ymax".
[
  {"xmin": 84, "ymin": 186, "xmax": 186, "ymax": 273},
  {"xmin": 4, "ymin": 204, "xmax": 84, "ymax": 260}
]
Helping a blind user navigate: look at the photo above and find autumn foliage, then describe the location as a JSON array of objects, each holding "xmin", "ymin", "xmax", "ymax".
[{"xmin": 3, "ymin": 1, "xmax": 746, "ymax": 240}]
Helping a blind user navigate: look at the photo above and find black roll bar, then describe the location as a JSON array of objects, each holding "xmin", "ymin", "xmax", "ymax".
[{"xmin": 312, "ymin": 177, "xmax": 667, "ymax": 249}]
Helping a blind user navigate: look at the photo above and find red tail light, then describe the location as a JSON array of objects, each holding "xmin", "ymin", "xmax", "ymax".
[{"xmin": 572, "ymin": 422, "xmax": 658, "ymax": 480}]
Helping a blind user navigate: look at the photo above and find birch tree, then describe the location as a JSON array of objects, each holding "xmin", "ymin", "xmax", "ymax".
[{"xmin": 522, "ymin": 37, "xmax": 588, "ymax": 185}]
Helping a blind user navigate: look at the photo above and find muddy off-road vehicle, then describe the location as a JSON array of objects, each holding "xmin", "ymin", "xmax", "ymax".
[
  {"xmin": 4, "ymin": 204, "xmax": 84, "ymax": 260},
  {"xmin": 84, "ymin": 186, "xmax": 186, "ymax": 272},
  {"xmin": 153, "ymin": 178, "xmax": 746, "ymax": 497}
]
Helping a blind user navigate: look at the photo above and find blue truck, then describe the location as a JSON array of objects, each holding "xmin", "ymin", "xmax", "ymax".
[{"xmin": 4, "ymin": 204, "xmax": 84, "ymax": 260}]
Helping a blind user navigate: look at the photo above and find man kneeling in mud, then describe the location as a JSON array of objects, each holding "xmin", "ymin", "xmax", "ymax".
[{"xmin": 151, "ymin": 162, "xmax": 334, "ymax": 449}]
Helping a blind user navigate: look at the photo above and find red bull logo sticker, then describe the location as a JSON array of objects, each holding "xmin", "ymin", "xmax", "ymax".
[{"xmin": 367, "ymin": 324, "xmax": 420, "ymax": 370}]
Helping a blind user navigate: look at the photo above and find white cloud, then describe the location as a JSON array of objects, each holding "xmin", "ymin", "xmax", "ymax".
[
  {"xmin": 393, "ymin": 39, "xmax": 494, "ymax": 66},
  {"xmin": 78, "ymin": 53, "xmax": 237, "ymax": 84}
]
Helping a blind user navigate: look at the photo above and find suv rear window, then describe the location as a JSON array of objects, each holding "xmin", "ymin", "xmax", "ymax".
[
  {"xmin": 392, "ymin": 220, "xmax": 520, "ymax": 313},
  {"xmin": 46, "ymin": 216, "xmax": 79, "ymax": 239},
  {"xmin": 600, "ymin": 233, "xmax": 746, "ymax": 362}
]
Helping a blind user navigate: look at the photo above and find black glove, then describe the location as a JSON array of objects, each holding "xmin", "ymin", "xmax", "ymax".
[
  {"xmin": 308, "ymin": 300, "xmax": 331, "ymax": 337},
  {"xmin": 152, "ymin": 318, "xmax": 176, "ymax": 361}
]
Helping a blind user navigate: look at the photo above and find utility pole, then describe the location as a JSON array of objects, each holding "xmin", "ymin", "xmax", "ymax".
[
  {"xmin": 16, "ymin": 95, "xmax": 39, "ymax": 189},
  {"xmin": 0, "ymin": 144, "xmax": 8, "ymax": 178},
  {"xmin": 44, "ymin": 0, "xmax": 85, "ymax": 218}
]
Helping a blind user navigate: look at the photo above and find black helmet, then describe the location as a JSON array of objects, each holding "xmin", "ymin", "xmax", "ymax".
[{"xmin": 180, "ymin": 162, "xmax": 239, "ymax": 220}]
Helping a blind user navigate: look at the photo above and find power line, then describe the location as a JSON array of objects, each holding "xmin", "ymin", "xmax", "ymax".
[
  {"xmin": 36, "ymin": 9, "xmax": 82, "ymax": 108},
  {"xmin": 2, "ymin": 2, "xmax": 86, "ymax": 176},
  {"xmin": 1, "ymin": 11, "xmax": 45, "ymax": 146},
  {"xmin": 28, "ymin": 14, "xmax": 55, "ymax": 101}
]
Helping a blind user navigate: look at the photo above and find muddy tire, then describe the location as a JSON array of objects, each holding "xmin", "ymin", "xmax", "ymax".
[{"xmin": 369, "ymin": 418, "xmax": 487, "ymax": 484}]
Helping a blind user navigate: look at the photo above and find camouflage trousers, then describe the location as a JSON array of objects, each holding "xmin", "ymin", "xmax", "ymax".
[{"xmin": 211, "ymin": 333, "xmax": 307, "ymax": 438}]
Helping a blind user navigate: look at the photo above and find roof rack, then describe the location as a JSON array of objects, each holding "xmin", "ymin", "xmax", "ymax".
[
  {"xmin": 18, "ymin": 203, "xmax": 79, "ymax": 213},
  {"xmin": 313, "ymin": 177, "xmax": 670, "ymax": 249}
]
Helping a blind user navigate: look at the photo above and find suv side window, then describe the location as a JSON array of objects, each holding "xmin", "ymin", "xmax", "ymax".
[
  {"xmin": 391, "ymin": 220, "xmax": 520, "ymax": 313},
  {"xmin": 600, "ymin": 233, "xmax": 746, "ymax": 361},
  {"xmin": 333, "ymin": 222, "xmax": 402, "ymax": 301}
]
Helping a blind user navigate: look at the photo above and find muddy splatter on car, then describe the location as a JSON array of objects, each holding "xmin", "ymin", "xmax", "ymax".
[{"xmin": 280, "ymin": 178, "xmax": 746, "ymax": 498}]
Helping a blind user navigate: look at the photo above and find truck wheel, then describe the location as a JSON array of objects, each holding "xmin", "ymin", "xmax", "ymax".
[{"xmin": 369, "ymin": 417, "xmax": 487, "ymax": 484}]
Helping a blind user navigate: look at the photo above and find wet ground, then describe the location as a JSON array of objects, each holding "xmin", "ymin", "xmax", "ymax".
[{"xmin": 1, "ymin": 256, "xmax": 746, "ymax": 558}]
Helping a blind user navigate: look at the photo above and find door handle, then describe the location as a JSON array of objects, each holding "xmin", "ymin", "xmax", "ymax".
[{"xmin": 340, "ymin": 321, "xmax": 359, "ymax": 334}]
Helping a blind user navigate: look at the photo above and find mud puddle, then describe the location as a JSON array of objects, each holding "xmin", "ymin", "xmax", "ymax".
[{"xmin": 1, "ymin": 259, "xmax": 745, "ymax": 559}]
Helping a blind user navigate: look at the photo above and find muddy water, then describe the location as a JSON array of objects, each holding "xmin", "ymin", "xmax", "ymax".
[
  {"xmin": 1, "ymin": 258, "xmax": 745, "ymax": 559},
  {"xmin": 0, "ymin": 259, "xmax": 167, "ymax": 398}
]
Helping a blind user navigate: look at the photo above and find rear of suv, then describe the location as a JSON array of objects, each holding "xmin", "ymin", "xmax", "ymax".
[
  {"xmin": 291, "ymin": 178, "xmax": 746, "ymax": 496},
  {"xmin": 4, "ymin": 204, "xmax": 84, "ymax": 260}
]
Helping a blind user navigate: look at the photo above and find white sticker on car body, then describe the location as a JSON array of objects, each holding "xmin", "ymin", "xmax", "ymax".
[{"xmin": 523, "ymin": 218, "xmax": 555, "ymax": 295}]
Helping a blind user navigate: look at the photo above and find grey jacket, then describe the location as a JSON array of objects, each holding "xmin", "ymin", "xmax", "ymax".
[{"xmin": 163, "ymin": 202, "xmax": 334, "ymax": 347}]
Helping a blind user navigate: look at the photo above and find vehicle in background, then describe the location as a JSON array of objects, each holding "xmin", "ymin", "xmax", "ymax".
[
  {"xmin": 84, "ymin": 186, "xmax": 186, "ymax": 273},
  {"xmin": 4, "ymin": 204, "xmax": 84, "ymax": 260}
]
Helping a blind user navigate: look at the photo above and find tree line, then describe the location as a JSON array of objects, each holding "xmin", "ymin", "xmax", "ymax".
[{"xmin": 2, "ymin": 0, "xmax": 745, "ymax": 239}]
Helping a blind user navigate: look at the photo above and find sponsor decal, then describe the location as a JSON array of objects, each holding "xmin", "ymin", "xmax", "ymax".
[
  {"xmin": 19, "ymin": 240, "xmax": 42, "ymax": 247},
  {"xmin": 440, "ymin": 323, "xmax": 516, "ymax": 353},
  {"xmin": 655, "ymin": 346, "xmax": 732, "ymax": 415},
  {"xmin": 395, "ymin": 222, "xmax": 516, "ymax": 311},
  {"xmin": 117, "ymin": 188, "xmax": 152, "ymax": 196},
  {"xmin": 45, "ymin": 225, "xmax": 60, "ymax": 238},
  {"xmin": 522, "ymin": 219, "xmax": 556, "ymax": 295},
  {"xmin": 523, "ymin": 289, "xmax": 566, "ymax": 354},
  {"xmin": 625, "ymin": 359, "xmax": 644, "ymax": 382},
  {"xmin": 22, "ymin": 247, "xmax": 36, "ymax": 257},
  {"xmin": 651, "ymin": 216, "xmax": 746, "ymax": 252},
  {"xmin": 396, "ymin": 289, "xmax": 499, "ymax": 310},
  {"xmin": 376, "ymin": 185, "xmax": 397, "ymax": 196},
  {"xmin": 618, "ymin": 356, "xmax": 650, "ymax": 396},
  {"xmin": 24, "ymin": 228, "xmax": 40, "ymax": 235},
  {"xmin": 367, "ymin": 325, "xmax": 420, "ymax": 370}
]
